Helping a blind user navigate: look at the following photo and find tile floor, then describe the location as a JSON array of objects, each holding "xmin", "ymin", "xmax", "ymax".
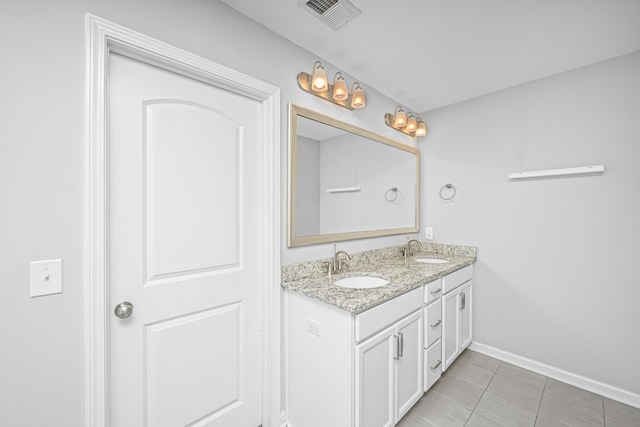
[{"xmin": 397, "ymin": 349, "xmax": 640, "ymax": 427}]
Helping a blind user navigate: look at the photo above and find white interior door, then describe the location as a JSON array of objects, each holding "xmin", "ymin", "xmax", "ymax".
[{"xmin": 108, "ymin": 52, "xmax": 263, "ymax": 427}]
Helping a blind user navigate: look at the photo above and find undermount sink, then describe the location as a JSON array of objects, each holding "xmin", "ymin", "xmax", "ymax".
[
  {"xmin": 413, "ymin": 258, "xmax": 449, "ymax": 264},
  {"xmin": 334, "ymin": 276, "xmax": 390, "ymax": 289}
]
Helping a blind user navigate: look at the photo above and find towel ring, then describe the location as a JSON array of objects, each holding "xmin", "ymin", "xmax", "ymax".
[
  {"xmin": 439, "ymin": 183, "xmax": 456, "ymax": 201},
  {"xmin": 385, "ymin": 187, "xmax": 398, "ymax": 202}
]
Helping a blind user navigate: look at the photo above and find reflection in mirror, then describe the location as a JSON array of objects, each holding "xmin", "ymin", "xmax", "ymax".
[{"xmin": 288, "ymin": 104, "xmax": 419, "ymax": 247}]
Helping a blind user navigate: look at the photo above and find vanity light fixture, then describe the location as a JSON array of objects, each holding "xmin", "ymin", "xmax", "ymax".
[
  {"xmin": 393, "ymin": 106, "xmax": 406, "ymax": 127},
  {"xmin": 297, "ymin": 61, "xmax": 366, "ymax": 110},
  {"xmin": 332, "ymin": 72, "xmax": 348, "ymax": 101},
  {"xmin": 405, "ymin": 113, "xmax": 417, "ymax": 133},
  {"xmin": 311, "ymin": 61, "xmax": 328, "ymax": 91},
  {"xmin": 385, "ymin": 105, "xmax": 428, "ymax": 137},
  {"xmin": 350, "ymin": 82, "xmax": 366, "ymax": 109},
  {"xmin": 415, "ymin": 119, "xmax": 427, "ymax": 137}
]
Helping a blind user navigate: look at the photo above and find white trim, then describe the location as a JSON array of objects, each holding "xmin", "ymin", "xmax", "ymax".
[
  {"xmin": 85, "ymin": 14, "xmax": 281, "ymax": 426},
  {"xmin": 469, "ymin": 341, "xmax": 640, "ymax": 409}
]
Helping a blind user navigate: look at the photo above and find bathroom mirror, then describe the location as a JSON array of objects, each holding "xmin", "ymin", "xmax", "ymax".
[{"xmin": 288, "ymin": 103, "xmax": 419, "ymax": 247}]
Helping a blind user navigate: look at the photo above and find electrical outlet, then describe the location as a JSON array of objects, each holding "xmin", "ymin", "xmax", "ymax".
[
  {"xmin": 307, "ymin": 319, "xmax": 322, "ymax": 337},
  {"xmin": 424, "ymin": 227, "xmax": 434, "ymax": 240}
]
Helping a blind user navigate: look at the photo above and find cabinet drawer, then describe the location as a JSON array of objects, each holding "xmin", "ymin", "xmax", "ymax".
[
  {"xmin": 424, "ymin": 340, "xmax": 442, "ymax": 391},
  {"xmin": 442, "ymin": 265, "xmax": 473, "ymax": 294},
  {"xmin": 424, "ymin": 278, "xmax": 442, "ymax": 305},
  {"xmin": 355, "ymin": 287, "xmax": 422, "ymax": 343},
  {"xmin": 424, "ymin": 300, "xmax": 442, "ymax": 348}
]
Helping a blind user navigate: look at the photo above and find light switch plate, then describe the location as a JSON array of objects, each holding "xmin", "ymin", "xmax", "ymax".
[{"xmin": 30, "ymin": 259, "xmax": 63, "ymax": 297}]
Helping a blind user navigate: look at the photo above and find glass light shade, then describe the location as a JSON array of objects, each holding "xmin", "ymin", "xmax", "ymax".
[
  {"xmin": 394, "ymin": 109, "xmax": 407, "ymax": 128},
  {"xmin": 406, "ymin": 115, "xmax": 417, "ymax": 132},
  {"xmin": 311, "ymin": 63, "xmax": 328, "ymax": 92},
  {"xmin": 351, "ymin": 84, "xmax": 366, "ymax": 108},
  {"xmin": 415, "ymin": 120, "xmax": 427, "ymax": 136},
  {"xmin": 333, "ymin": 74, "xmax": 348, "ymax": 101}
]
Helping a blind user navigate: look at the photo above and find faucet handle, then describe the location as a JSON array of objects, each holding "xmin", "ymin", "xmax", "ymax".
[
  {"xmin": 322, "ymin": 261, "xmax": 333, "ymax": 274},
  {"xmin": 322, "ymin": 262, "xmax": 334, "ymax": 282}
]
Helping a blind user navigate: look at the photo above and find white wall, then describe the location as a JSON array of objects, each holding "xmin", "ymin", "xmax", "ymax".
[
  {"xmin": 420, "ymin": 51, "xmax": 640, "ymax": 396},
  {"xmin": 0, "ymin": 1, "xmax": 415, "ymax": 425}
]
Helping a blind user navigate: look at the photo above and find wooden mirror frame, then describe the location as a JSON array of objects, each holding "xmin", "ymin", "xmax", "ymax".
[{"xmin": 288, "ymin": 103, "xmax": 420, "ymax": 247}]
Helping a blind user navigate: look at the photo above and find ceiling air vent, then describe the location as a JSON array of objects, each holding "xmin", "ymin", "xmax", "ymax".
[{"xmin": 298, "ymin": 0, "xmax": 362, "ymax": 30}]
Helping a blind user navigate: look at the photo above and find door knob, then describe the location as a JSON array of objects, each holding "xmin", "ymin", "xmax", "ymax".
[{"xmin": 114, "ymin": 301, "xmax": 134, "ymax": 319}]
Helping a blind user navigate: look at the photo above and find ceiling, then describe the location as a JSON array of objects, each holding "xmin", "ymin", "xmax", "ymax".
[{"xmin": 220, "ymin": 0, "xmax": 640, "ymax": 113}]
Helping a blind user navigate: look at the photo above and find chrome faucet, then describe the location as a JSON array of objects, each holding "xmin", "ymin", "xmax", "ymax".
[
  {"xmin": 404, "ymin": 238, "xmax": 422, "ymax": 264},
  {"xmin": 330, "ymin": 244, "xmax": 351, "ymax": 274}
]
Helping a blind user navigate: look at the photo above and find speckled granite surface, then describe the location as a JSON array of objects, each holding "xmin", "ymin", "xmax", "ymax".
[{"xmin": 282, "ymin": 242, "xmax": 477, "ymax": 313}]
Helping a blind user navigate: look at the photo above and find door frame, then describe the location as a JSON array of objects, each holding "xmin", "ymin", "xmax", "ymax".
[{"xmin": 84, "ymin": 14, "xmax": 282, "ymax": 427}]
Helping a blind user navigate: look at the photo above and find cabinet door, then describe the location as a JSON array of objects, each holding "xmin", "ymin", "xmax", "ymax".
[
  {"xmin": 355, "ymin": 327, "xmax": 395, "ymax": 427},
  {"xmin": 459, "ymin": 281, "xmax": 473, "ymax": 351},
  {"xmin": 395, "ymin": 310, "xmax": 423, "ymax": 421},
  {"xmin": 442, "ymin": 289, "xmax": 460, "ymax": 371}
]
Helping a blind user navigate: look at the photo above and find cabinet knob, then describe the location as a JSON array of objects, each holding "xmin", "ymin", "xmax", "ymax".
[{"xmin": 430, "ymin": 319, "xmax": 442, "ymax": 328}]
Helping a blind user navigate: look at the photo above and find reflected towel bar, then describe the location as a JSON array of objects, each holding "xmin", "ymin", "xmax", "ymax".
[{"xmin": 325, "ymin": 186, "xmax": 361, "ymax": 193}]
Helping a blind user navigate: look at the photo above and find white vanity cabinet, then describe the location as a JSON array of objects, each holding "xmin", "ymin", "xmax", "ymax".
[
  {"xmin": 441, "ymin": 265, "xmax": 473, "ymax": 371},
  {"xmin": 285, "ymin": 287, "xmax": 423, "ymax": 427}
]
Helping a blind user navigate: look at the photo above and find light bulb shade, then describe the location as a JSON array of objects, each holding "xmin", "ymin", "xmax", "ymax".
[
  {"xmin": 394, "ymin": 108, "xmax": 407, "ymax": 128},
  {"xmin": 333, "ymin": 73, "xmax": 348, "ymax": 101},
  {"xmin": 351, "ymin": 83, "xmax": 366, "ymax": 108},
  {"xmin": 311, "ymin": 62, "xmax": 328, "ymax": 92},
  {"xmin": 406, "ymin": 114, "xmax": 417, "ymax": 132},
  {"xmin": 415, "ymin": 120, "xmax": 427, "ymax": 136}
]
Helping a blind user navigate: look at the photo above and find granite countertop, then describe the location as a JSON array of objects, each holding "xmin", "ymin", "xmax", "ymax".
[{"xmin": 281, "ymin": 243, "xmax": 477, "ymax": 314}]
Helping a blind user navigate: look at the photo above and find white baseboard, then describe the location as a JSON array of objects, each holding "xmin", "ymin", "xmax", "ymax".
[{"xmin": 469, "ymin": 342, "xmax": 640, "ymax": 409}]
